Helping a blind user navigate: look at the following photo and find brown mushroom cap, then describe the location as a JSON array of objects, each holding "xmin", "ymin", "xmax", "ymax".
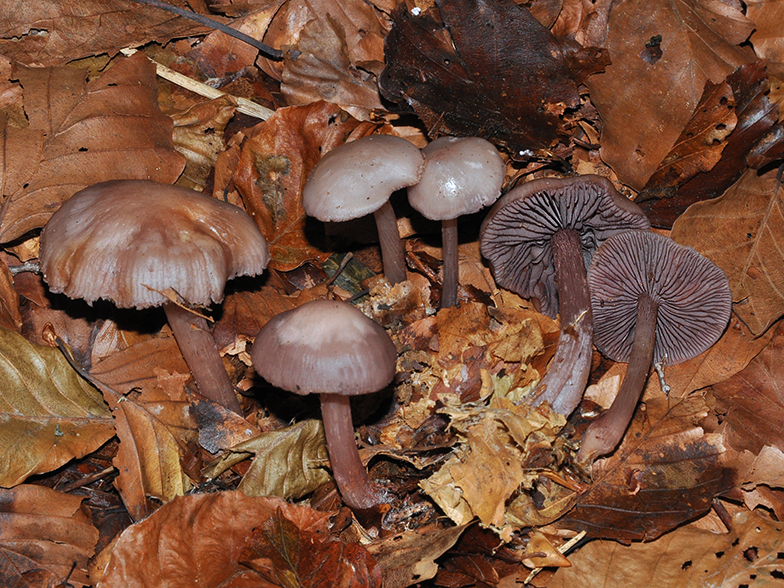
[
  {"xmin": 39, "ymin": 180, "xmax": 270, "ymax": 309},
  {"xmin": 588, "ymin": 230, "xmax": 732, "ymax": 365},
  {"xmin": 302, "ymin": 135, "xmax": 424, "ymax": 222},
  {"xmin": 480, "ymin": 175, "xmax": 650, "ymax": 319},
  {"xmin": 407, "ymin": 136, "xmax": 505, "ymax": 221},
  {"xmin": 251, "ymin": 299, "xmax": 397, "ymax": 396}
]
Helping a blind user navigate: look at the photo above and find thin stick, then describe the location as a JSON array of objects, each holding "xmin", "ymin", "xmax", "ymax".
[{"xmin": 523, "ymin": 530, "xmax": 587, "ymax": 584}]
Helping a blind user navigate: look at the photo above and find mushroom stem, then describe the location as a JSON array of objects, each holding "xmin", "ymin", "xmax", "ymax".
[
  {"xmin": 530, "ymin": 227, "xmax": 593, "ymax": 416},
  {"xmin": 164, "ymin": 302, "xmax": 242, "ymax": 415},
  {"xmin": 576, "ymin": 293, "xmax": 659, "ymax": 462},
  {"xmin": 319, "ymin": 393, "xmax": 384, "ymax": 510},
  {"xmin": 441, "ymin": 217, "xmax": 460, "ymax": 308},
  {"xmin": 373, "ymin": 200, "xmax": 407, "ymax": 285}
]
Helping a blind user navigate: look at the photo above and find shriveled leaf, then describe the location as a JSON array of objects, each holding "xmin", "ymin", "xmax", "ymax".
[
  {"xmin": 215, "ymin": 101, "xmax": 377, "ymax": 271},
  {"xmin": 586, "ymin": 0, "xmax": 753, "ymax": 189},
  {"xmin": 98, "ymin": 492, "xmax": 333, "ymax": 588},
  {"xmin": 670, "ymin": 167, "xmax": 784, "ymax": 336},
  {"xmin": 549, "ymin": 510, "xmax": 784, "ymax": 588},
  {"xmin": 0, "ymin": 328, "xmax": 113, "ymax": 487},
  {"xmin": 0, "ymin": 52, "xmax": 185, "ymax": 243},
  {"xmin": 379, "ymin": 0, "xmax": 583, "ymax": 153},
  {"xmin": 0, "ymin": 0, "xmax": 209, "ymax": 66},
  {"xmin": 0, "ymin": 485, "xmax": 98, "ymax": 587},
  {"xmin": 559, "ymin": 395, "xmax": 732, "ymax": 542},
  {"xmin": 235, "ymin": 420, "xmax": 331, "ymax": 500},
  {"xmin": 711, "ymin": 322, "xmax": 784, "ymax": 455},
  {"xmin": 240, "ymin": 506, "xmax": 382, "ymax": 588}
]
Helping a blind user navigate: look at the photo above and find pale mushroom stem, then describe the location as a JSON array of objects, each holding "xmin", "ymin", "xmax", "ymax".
[
  {"xmin": 441, "ymin": 217, "xmax": 460, "ymax": 308},
  {"xmin": 530, "ymin": 228, "xmax": 593, "ymax": 415},
  {"xmin": 164, "ymin": 302, "xmax": 243, "ymax": 415},
  {"xmin": 373, "ymin": 200, "xmax": 407, "ymax": 285},
  {"xmin": 576, "ymin": 294, "xmax": 659, "ymax": 463},
  {"xmin": 319, "ymin": 393, "xmax": 384, "ymax": 511}
]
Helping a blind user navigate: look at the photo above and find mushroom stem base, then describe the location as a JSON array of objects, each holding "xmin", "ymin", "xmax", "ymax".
[
  {"xmin": 320, "ymin": 393, "xmax": 385, "ymax": 511},
  {"xmin": 164, "ymin": 302, "xmax": 242, "ymax": 414}
]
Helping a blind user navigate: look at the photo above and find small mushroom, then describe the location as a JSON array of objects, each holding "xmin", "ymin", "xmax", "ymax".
[
  {"xmin": 480, "ymin": 175, "xmax": 650, "ymax": 416},
  {"xmin": 251, "ymin": 299, "xmax": 397, "ymax": 511},
  {"xmin": 576, "ymin": 230, "xmax": 732, "ymax": 463},
  {"xmin": 39, "ymin": 180, "xmax": 270, "ymax": 414},
  {"xmin": 302, "ymin": 135, "xmax": 425, "ymax": 285},
  {"xmin": 408, "ymin": 137, "xmax": 505, "ymax": 307}
]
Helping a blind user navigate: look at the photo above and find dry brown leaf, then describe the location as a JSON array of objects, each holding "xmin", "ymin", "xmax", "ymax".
[
  {"xmin": 0, "ymin": 52, "xmax": 185, "ymax": 243},
  {"xmin": 0, "ymin": 261, "xmax": 21, "ymax": 333},
  {"xmin": 670, "ymin": 167, "xmax": 784, "ymax": 336},
  {"xmin": 98, "ymin": 492, "xmax": 333, "ymax": 588},
  {"xmin": 748, "ymin": 0, "xmax": 784, "ymax": 62},
  {"xmin": 0, "ymin": 485, "xmax": 99, "ymax": 587},
  {"xmin": 549, "ymin": 510, "xmax": 784, "ymax": 588},
  {"xmin": 586, "ymin": 0, "xmax": 753, "ymax": 189}
]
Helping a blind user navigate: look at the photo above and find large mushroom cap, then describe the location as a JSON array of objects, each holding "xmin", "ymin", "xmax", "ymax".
[
  {"xmin": 407, "ymin": 136, "xmax": 505, "ymax": 221},
  {"xmin": 480, "ymin": 175, "xmax": 650, "ymax": 318},
  {"xmin": 588, "ymin": 230, "xmax": 732, "ymax": 365},
  {"xmin": 302, "ymin": 135, "xmax": 424, "ymax": 222},
  {"xmin": 252, "ymin": 299, "xmax": 397, "ymax": 396},
  {"xmin": 40, "ymin": 180, "xmax": 270, "ymax": 309}
]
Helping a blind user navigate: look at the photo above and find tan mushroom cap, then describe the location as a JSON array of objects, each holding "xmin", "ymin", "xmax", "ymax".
[
  {"xmin": 40, "ymin": 180, "xmax": 270, "ymax": 309},
  {"xmin": 302, "ymin": 135, "xmax": 425, "ymax": 222},
  {"xmin": 408, "ymin": 136, "xmax": 505, "ymax": 221},
  {"xmin": 252, "ymin": 299, "xmax": 397, "ymax": 396}
]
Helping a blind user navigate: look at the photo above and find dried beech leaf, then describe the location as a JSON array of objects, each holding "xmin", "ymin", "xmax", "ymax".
[
  {"xmin": 0, "ymin": 53, "xmax": 185, "ymax": 243},
  {"xmin": 670, "ymin": 167, "xmax": 784, "ymax": 336},
  {"xmin": 549, "ymin": 510, "xmax": 784, "ymax": 588},
  {"xmin": 560, "ymin": 395, "xmax": 732, "ymax": 542},
  {"xmin": 235, "ymin": 420, "xmax": 331, "ymax": 500},
  {"xmin": 240, "ymin": 507, "xmax": 382, "ymax": 588},
  {"xmin": 98, "ymin": 492, "xmax": 332, "ymax": 588},
  {"xmin": 0, "ymin": 328, "xmax": 113, "ymax": 487},
  {"xmin": 586, "ymin": 0, "xmax": 753, "ymax": 189},
  {"xmin": 711, "ymin": 322, "xmax": 784, "ymax": 455},
  {"xmin": 0, "ymin": 262, "xmax": 21, "ymax": 333},
  {"xmin": 0, "ymin": 485, "xmax": 98, "ymax": 587},
  {"xmin": 747, "ymin": 0, "xmax": 784, "ymax": 62},
  {"xmin": 380, "ymin": 0, "xmax": 582, "ymax": 153}
]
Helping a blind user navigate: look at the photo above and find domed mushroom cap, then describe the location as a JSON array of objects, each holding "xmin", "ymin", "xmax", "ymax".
[
  {"xmin": 408, "ymin": 136, "xmax": 505, "ymax": 221},
  {"xmin": 252, "ymin": 299, "xmax": 397, "ymax": 396},
  {"xmin": 480, "ymin": 175, "xmax": 650, "ymax": 318},
  {"xmin": 40, "ymin": 180, "xmax": 270, "ymax": 309},
  {"xmin": 588, "ymin": 230, "xmax": 732, "ymax": 365},
  {"xmin": 302, "ymin": 135, "xmax": 425, "ymax": 222}
]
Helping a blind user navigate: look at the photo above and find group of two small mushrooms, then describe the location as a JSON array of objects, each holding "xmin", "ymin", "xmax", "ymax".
[{"xmin": 38, "ymin": 134, "xmax": 732, "ymax": 513}]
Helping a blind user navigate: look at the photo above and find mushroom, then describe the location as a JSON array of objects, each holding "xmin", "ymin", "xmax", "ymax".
[
  {"xmin": 407, "ymin": 136, "xmax": 505, "ymax": 307},
  {"xmin": 480, "ymin": 175, "xmax": 650, "ymax": 416},
  {"xmin": 576, "ymin": 230, "xmax": 731, "ymax": 463},
  {"xmin": 302, "ymin": 134, "xmax": 425, "ymax": 285},
  {"xmin": 39, "ymin": 180, "xmax": 270, "ymax": 415},
  {"xmin": 251, "ymin": 299, "xmax": 397, "ymax": 511}
]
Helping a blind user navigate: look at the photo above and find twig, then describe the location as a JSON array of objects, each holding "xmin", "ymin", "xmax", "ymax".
[
  {"xmin": 325, "ymin": 252, "xmax": 354, "ymax": 287},
  {"xmin": 653, "ymin": 355, "xmax": 670, "ymax": 395},
  {"xmin": 7, "ymin": 260, "xmax": 40, "ymax": 275},
  {"xmin": 127, "ymin": 0, "xmax": 283, "ymax": 60},
  {"xmin": 523, "ymin": 530, "xmax": 587, "ymax": 585},
  {"xmin": 120, "ymin": 48, "xmax": 274, "ymax": 120}
]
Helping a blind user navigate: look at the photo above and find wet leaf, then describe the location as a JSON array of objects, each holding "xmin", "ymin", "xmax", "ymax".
[
  {"xmin": 0, "ymin": 485, "xmax": 98, "ymax": 587},
  {"xmin": 670, "ymin": 167, "xmax": 784, "ymax": 336},
  {"xmin": 0, "ymin": 328, "xmax": 113, "ymax": 487},
  {"xmin": 0, "ymin": 52, "xmax": 185, "ymax": 243}
]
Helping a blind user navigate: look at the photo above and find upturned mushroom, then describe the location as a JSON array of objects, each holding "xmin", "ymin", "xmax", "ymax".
[
  {"xmin": 39, "ymin": 180, "xmax": 270, "ymax": 414},
  {"xmin": 407, "ymin": 136, "xmax": 505, "ymax": 307},
  {"xmin": 480, "ymin": 175, "xmax": 650, "ymax": 416},
  {"xmin": 302, "ymin": 134, "xmax": 425, "ymax": 285},
  {"xmin": 251, "ymin": 299, "xmax": 397, "ymax": 511},
  {"xmin": 576, "ymin": 230, "xmax": 731, "ymax": 463}
]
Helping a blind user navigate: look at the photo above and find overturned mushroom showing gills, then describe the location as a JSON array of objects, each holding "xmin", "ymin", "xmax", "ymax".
[
  {"xmin": 576, "ymin": 230, "xmax": 732, "ymax": 463},
  {"xmin": 480, "ymin": 175, "xmax": 650, "ymax": 416},
  {"xmin": 302, "ymin": 134, "xmax": 425, "ymax": 285},
  {"xmin": 408, "ymin": 136, "xmax": 505, "ymax": 307},
  {"xmin": 251, "ymin": 299, "xmax": 397, "ymax": 511},
  {"xmin": 39, "ymin": 180, "xmax": 270, "ymax": 415}
]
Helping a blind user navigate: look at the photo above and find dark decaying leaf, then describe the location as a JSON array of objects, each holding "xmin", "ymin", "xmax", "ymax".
[{"xmin": 379, "ymin": 0, "xmax": 585, "ymax": 154}]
